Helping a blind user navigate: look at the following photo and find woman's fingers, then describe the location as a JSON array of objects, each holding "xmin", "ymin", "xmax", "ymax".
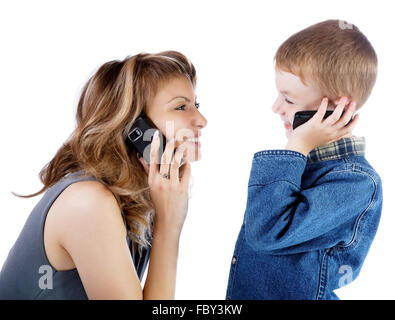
[
  {"xmin": 159, "ymin": 137, "xmax": 175, "ymax": 178},
  {"xmin": 179, "ymin": 159, "xmax": 191, "ymax": 188},
  {"xmin": 148, "ymin": 130, "xmax": 160, "ymax": 181},
  {"xmin": 170, "ymin": 143, "xmax": 187, "ymax": 183},
  {"xmin": 138, "ymin": 155, "xmax": 149, "ymax": 175}
]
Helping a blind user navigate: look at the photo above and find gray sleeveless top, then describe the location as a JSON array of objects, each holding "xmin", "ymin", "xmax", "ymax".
[{"xmin": 0, "ymin": 171, "xmax": 150, "ymax": 300}]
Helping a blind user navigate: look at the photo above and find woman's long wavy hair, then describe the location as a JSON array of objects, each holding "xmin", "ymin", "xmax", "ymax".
[{"xmin": 12, "ymin": 50, "xmax": 197, "ymax": 249}]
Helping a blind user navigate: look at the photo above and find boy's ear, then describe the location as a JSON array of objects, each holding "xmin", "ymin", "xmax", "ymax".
[{"xmin": 334, "ymin": 96, "xmax": 351, "ymax": 107}]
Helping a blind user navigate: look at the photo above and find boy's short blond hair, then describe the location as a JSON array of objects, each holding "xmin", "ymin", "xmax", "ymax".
[{"xmin": 274, "ymin": 19, "xmax": 377, "ymax": 109}]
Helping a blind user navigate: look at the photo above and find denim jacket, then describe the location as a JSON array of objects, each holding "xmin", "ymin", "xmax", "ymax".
[{"xmin": 226, "ymin": 136, "xmax": 382, "ymax": 300}]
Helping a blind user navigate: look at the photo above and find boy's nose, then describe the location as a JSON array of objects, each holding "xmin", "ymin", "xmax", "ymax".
[{"xmin": 272, "ymin": 95, "xmax": 284, "ymax": 115}]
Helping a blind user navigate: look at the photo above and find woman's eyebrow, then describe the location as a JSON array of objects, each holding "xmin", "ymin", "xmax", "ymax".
[{"xmin": 166, "ymin": 96, "xmax": 191, "ymax": 104}]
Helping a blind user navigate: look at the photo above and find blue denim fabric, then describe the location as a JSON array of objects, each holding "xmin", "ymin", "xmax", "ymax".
[{"xmin": 226, "ymin": 137, "xmax": 382, "ymax": 300}]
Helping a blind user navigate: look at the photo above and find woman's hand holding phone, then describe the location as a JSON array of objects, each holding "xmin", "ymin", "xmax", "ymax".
[
  {"xmin": 139, "ymin": 131, "xmax": 191, "ymax": 299},
  {"xmin": 285, "ymin": 96, "xmax": 360, "ymax": 156},
  {"xmin": 138, "ymin": 131, "xmax": 191, "ymax": 235}
]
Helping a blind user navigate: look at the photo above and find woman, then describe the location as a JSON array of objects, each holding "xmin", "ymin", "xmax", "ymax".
[{"xmin": 0, "ymin": 51, "xmax": 207, "ymax": 299}]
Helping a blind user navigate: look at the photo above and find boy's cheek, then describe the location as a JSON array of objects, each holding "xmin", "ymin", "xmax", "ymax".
[
  {"xmin": 285, "ymin": 128, "xmax": 293, "ymax": 139},
  {"xmin": 285, "ymin": 110, "xmax": 298, "ymax": 125}
]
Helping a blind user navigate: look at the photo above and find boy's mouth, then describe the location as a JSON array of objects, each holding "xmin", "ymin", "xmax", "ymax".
[{"xmin": 283, "ymin": 121, "xmax": 292, "ymax": 131}]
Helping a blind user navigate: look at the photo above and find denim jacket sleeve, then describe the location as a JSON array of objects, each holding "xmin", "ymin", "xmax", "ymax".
[{"xmin": 243, "ymin": 150, "xmax": 376, "ymax": 255}]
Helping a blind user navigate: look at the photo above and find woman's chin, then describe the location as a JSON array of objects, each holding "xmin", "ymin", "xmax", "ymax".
[{"xmin": 184, "ymin": 147, "xmax": 201, "ymax": 163}]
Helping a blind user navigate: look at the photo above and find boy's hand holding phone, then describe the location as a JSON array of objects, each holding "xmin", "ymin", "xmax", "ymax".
[{"xmin": 285, "ymin": 97, "xmax": 359, "ymax": 156}]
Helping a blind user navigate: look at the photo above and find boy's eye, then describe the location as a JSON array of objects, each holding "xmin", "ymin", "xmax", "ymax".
[{"xmin": 285, "ymin": 98, "xmax": 294, "ymax": 105}]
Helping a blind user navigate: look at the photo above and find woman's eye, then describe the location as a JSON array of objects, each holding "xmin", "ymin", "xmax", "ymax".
[
  {"xmin": 175, "ymin": 103, "xmax": 200, "ymax": 110},
  {"xmin": 285, "ymin": 98, "xmax": 294, "ymax": 105}
]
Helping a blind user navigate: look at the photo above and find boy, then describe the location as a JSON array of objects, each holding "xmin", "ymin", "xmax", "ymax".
[{"xmin": 226, "ymin": 20, "xmax": 382, "ymax": 300}]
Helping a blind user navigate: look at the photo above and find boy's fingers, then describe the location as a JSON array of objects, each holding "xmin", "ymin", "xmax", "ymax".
[
  {"xmin": 313, "ymin": 97, "xmax": 329, "ymax": 122},
  {"xmin": 325, "ymin": 97, "xmax": 347, "ymax": 125},
  {"xmin": 338, "ymin": 113, "xmax": 360, "ymax": 137},
  {"xmin": 334, "ymin": 101, "xmax": 357, "ymax": 129}
]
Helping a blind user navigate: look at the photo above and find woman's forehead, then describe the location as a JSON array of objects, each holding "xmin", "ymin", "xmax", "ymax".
[{"xmin": 151, "ymin": 77, "xmax": 195, "ymax": 103}]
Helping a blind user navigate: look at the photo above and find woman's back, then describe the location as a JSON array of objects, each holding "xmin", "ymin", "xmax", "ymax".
[{"xmin": 0, "ymin": 171, "xmax": 150, "ymax": 300}]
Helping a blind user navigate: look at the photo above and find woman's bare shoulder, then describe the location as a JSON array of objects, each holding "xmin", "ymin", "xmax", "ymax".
[
  {"xmin": 51, "ymin": 179, "xmax": 126, "ymax": 243},
  {"xmin": 47, "ymin": 179, "xmax": 141, "ymax": 299},
  {"xmin": 61, "ymin": 179, "xmax": 115, "ymax": 205}
]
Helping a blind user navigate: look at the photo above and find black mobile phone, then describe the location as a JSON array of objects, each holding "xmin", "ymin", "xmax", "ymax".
[
  {"xmin": 292, "ymin": 110, "xmax": 353, "ymax": 130},
  {"xmin": 125, "ymin": 114, "xmax": 184, "ymax": 168}
]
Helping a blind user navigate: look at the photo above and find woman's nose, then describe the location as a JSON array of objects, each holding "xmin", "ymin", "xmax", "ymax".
[{"xmin": 194, "ymin": 111, "xmax": 207, "ymax": 129}]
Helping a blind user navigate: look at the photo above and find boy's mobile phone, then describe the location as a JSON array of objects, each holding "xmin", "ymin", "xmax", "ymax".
[
  {"xmin": 292, "ymin": 110, "xmax": 353, "ymax": 130},
  {"xmin": 125, "ymin": 114, "xmax": 184, "ymax": 168}
]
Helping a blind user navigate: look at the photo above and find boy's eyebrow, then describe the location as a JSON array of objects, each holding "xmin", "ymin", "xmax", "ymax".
[{"xmin": 279, "ymin": 90, "xmax": 291, "ymax": 95}]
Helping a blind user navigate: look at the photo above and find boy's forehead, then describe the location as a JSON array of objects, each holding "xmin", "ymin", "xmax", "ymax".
[{"xmin": 275, "ymin": 69, "xmax": 314, "ymax": 98}]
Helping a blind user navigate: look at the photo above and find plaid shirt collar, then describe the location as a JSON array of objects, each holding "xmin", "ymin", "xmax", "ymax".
[{"xmin": 306, "ymin": 135, "xmax": 365, "ymax": 164}]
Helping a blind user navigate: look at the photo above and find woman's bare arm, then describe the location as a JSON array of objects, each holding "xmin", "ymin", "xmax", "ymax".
[{"xmin": 142, "ymin": 222, "xmax": 181, "ymax": 299}]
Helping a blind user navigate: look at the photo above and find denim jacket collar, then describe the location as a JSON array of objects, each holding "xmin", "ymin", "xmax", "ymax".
[{"xmin": 306, "ymin": 135, "xmax": 365, "ymax": 164}]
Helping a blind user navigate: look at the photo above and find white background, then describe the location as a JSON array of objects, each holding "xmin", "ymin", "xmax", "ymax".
[{"xmin": 1, "ymin": 0, "xmax": 394, "ymax": 299}]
